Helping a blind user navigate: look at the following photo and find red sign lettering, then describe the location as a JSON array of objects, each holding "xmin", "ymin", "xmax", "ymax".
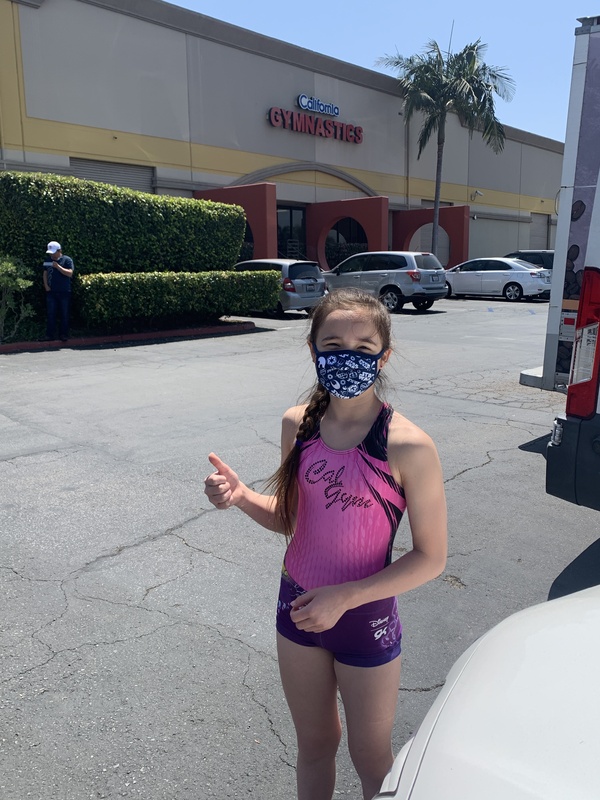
[
  {"xmin": 269, "ymin": 107, "xmax": 283, "ymax": 127},
  {"xmin": 267, "ymin": 107, "xmax": 363, "ymax": 144}
]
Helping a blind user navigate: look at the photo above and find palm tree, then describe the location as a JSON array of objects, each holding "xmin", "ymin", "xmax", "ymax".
[{"xmin": 378, "ymin": 40, "xmax": 515, "ymax": 257}]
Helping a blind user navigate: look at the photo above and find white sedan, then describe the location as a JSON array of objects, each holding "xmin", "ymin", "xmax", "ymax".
[
  {"xmin": 374, "ymin": 585, "xmax": 600, "ymax": 800},
  {"xmin": 445, "ymin": 257, "xmax": 551, "ymax": 301}
]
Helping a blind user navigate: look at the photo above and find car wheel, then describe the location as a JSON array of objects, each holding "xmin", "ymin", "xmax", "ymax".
[
  {"xmin": 379, "ymin": 288, "xmax": 403, "ymax": 312},
  {"xmin": 445, "ymin": 281, "xmax": 452, "ymax": 298},
  {"xmin": 275, "ymin": 302, "xmax": 286, "ymax": 317},
  {"xmin": 503, "ymin": 282, "xmax": 523, "ymax": 302},
  {"xmin": 412, "ymin": 299, "xmax": 434, "ymax": 312}
]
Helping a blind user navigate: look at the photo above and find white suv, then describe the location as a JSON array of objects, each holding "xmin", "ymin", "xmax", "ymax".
[{"xmin": 323, "ymin": 251, "xmax": 446, "ymax": 312}]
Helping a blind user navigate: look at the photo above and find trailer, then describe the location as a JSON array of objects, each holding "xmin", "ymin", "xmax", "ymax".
[
  {"xmin": 545, "ymin": 16, "xmax": 600, "ymax": 510},
  {"xmin": 538, "ymin": 16, "xmax": 600, "ymax": 391}
]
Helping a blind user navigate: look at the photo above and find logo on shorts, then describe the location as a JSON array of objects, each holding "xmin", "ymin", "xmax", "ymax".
[{"xmin": 369, "ymin": 616, "xmax": 389, "ymax": 641}]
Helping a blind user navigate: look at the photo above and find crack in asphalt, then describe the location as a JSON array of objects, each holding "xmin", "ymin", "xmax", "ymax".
[
  {"xmin": 250, "ymin": 426, "xmax": 280, "ymax": 452},
  {"xmin": 0, "ymin": 621, "xmax": 185, "ymax": 686},
  {"xmin": 446, "ymin": 548, "xmax": 483, "ymax": 558},
  {"xmin": 398, "ymin": 368, "xmax": 566, "ymax": 413},
  {"xmin": 442, "ymin": 433, "xmax": 546, "ymax": 485},
  {"xmin": 172, "ymin": 531, "xmax": 242, "ymax": 567},
  {"xmin": 400, "ymin": 682, "xmax": 445, "ymax": 693},
  {"xmin": 66, "ymin": 511, "xmax": 213, "ymax": 580},
  {"xmin": 444, "ymin": 452, "xmax": 493, "ymax": 483},
  {"xmin": 68, "ymin": 589, "xmax": 174, "ymax": 619},
  {"xmin": 141, "ymin": 558, "xmax": 196, "ymax": 601},
  {"xmin": 241, "ymin": 652, "xmax": 294, "ymax": 770},
  {"xmin": 443, "ymin": 574, "xmax": 467, "ymax": 589},
  {"xmin": 0, "ymin": 447, "xmax": 79, "ymax": 465}
]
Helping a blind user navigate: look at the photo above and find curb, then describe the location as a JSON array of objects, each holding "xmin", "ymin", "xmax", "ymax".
[{"xmin": 0, "ymin": 320, "xmax": 256, "ymax": 354}]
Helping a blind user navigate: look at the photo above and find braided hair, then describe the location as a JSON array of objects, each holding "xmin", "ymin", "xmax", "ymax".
[{"xmin": 267, "ymin": 288, "xmax": 392, "ymax": 541}]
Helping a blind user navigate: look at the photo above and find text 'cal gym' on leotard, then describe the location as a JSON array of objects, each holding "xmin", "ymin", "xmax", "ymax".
[{"xmin": 284, "ymin": 403, "xmax": 407, "ymax": 591}]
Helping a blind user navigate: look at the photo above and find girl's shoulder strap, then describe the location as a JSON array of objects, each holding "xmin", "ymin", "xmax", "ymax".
[{"xmin": 360, "ymin": 403, "xmax": 394, "ymax": 461}]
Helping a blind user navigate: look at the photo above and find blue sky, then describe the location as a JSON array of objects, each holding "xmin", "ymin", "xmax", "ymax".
[{"xmin": 173, "ymin": 0, "xmax": 592, "ymax": 143}]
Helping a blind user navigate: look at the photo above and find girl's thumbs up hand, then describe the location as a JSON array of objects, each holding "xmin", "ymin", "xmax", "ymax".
[{"xmin": 204, "ymin": 452, "xmax": 243, "ymax": 509}]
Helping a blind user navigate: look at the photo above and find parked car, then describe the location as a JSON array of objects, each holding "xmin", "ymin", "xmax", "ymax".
[
  {"xmin": 322, "ymin": 251, "xmax": 447, "ymax": 312},
  {"xmin": 374, "ymin": 584, "xmax": 600, "ymax": 800},
  {"xmin": 504, "ymin": 249, "xmax": 555, "ymax": 270},
  {"xmin": 445, "ymin": 257, "xmax": 552, "ymax": 301},
  {"xmin": 233, "ymin": 258, "xmax": 327, "ymax": 316}
]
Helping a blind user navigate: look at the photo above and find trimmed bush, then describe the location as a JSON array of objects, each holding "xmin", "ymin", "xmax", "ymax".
[
  {"xmin": 0, "ymin": 172, "xmax": 245, "ymax": 275},
  {"xmin": 0, "ymin": 255, "xmax": 35, "ymax": 342},
  {"xmin": 77, "ymin": 271, "xmax": 281, "ymax": 330}
]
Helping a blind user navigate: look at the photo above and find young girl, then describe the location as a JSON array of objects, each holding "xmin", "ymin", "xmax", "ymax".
[{"xmin": 204, "ymin": 288, "xmax": 447, "ymax": 800}]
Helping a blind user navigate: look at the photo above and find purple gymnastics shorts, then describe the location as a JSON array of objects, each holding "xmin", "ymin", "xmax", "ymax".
[{"xmin": 276, "ymin": 570, "xmax": 401, "ymax": 667}]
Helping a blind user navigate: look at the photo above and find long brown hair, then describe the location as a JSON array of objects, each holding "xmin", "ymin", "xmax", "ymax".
[{"xmin": 267, "ymin": 288, "xmax": 393, "ymax": 541}]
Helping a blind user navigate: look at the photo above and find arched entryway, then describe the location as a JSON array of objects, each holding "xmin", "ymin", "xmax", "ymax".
[
  {"xmin": 392, "ymin": 206, "xmax": 470, "ymax": 268},
  {"xmin": 325, "ymin": 217, "xmax": 368, "ymax": 268},
  {"xmin": 306, "ymin": 197, "xmax": 388, "ymax": 268}
]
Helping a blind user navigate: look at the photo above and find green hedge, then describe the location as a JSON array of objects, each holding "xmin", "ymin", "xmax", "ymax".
[
  {"xmin": 0, "ymin": 172, "xmax": 245, "ymax": 275},
  {"xmin": 76, "ymin": 271, "xmax": 281, "ymax": 329}
]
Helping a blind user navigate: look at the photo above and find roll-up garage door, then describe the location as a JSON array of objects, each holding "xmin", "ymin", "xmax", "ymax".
[
  {"xmin": 530, "ymin": 213, "xmax": 550, "ymax": 249},
  {"xmin": 70, "ymin": 159, "xmax": 154, "ymax": 193}
]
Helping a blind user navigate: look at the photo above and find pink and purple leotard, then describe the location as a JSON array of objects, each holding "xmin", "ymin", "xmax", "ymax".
[{"xmin": 276, "ymin": 403, "xmax": 407, "ymax": 667}]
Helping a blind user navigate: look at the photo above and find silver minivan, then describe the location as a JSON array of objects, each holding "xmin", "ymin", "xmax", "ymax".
[
  {"xmin": 234, "ymin": 258, "xmax": 327, "ymax": 315},
  {"xmin": 323, "ymin": 251, "xmax": 447, "ymax": 312}
]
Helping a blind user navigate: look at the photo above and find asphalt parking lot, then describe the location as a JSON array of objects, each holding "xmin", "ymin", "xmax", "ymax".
[{"xmin": 1, "ymin": 296, "xmax": 598, "ymax": 799}]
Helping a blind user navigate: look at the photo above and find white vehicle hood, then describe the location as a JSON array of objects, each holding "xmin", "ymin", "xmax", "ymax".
[{"xmin": 380, "ymin": 586, "xmax": 600, "ymax": 800}]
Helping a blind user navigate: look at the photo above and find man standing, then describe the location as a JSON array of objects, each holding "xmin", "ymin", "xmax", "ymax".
[{"xmin": 43, "ymin": 241, "xmax": 74, "ymax": 342}]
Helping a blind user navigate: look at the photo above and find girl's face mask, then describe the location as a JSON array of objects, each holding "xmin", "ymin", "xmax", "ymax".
[{"xmin": 312, "ymin": 344, "xmax": 386, "ymax": 399}]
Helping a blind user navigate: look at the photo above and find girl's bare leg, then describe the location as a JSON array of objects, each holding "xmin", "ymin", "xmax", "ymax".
[
  {"xmin": 277, "ymin": 633, "xmax": 342, "ymax": 800},
  {"xmin": 335, "ymin": 656, "xmax": 402, "ymax": 800}
]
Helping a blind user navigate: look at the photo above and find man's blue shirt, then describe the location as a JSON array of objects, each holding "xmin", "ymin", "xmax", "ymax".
[{"xmin": 45, "ymin": 255, "xmax": 74, "ymax": 292}]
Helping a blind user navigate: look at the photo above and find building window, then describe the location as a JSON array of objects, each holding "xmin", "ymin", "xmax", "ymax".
[{"xmin": 277, "ymin": 206, "xmax": 306, "ymax": 258}]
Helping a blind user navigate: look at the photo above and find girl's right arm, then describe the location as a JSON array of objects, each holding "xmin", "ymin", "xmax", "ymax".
[
  {"xmin": 203, "ymin": 406, "xmax": 304, "ymax": 533},
  {"xmin": 204, "ymin": 452, "xmax": 283, "ymax": 531}
]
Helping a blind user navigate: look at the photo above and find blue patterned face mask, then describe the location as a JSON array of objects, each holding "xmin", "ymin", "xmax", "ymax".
[{"xmin": 313, "ymin": 344, "xmax": 386, "ymax": 399}]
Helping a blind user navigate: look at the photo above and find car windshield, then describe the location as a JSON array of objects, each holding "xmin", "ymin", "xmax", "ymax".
[
  {"xmin": 288, "ymin": 263, "xmax": 321, "ymax": 280},
  {"xmin": 414, "ymin": 254, "xmax": 444, "ymax": 270}
]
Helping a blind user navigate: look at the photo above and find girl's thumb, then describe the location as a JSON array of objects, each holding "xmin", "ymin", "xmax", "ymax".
[{"xmin": 208, "ymin": 452, "xmax": 229, "ymax": 475}]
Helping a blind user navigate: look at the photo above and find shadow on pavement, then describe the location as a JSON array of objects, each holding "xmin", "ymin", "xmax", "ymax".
[
  {"xmin": 548, "ymin": 538, "xmax": 600, "ymax": 600},
  {"xmin": 518, "ymin": 432, "xmax": 600, "ymax": 601},
  {"xmin": 518, "ymin": 433, "xmax": 551, "ymax": 458}
]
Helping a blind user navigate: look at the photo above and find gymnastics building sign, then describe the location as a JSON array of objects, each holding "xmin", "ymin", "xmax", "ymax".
[{"xmin": 268, "ymin": 94, "xmax": 364, "ymax": 144}]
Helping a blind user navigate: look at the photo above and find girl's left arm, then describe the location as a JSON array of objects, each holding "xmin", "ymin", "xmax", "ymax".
[
  {"xmin": 290, "ymin": 424, "xmax": 447, "ymax": 632},
  {"xmin": 351, "ymin": 426, "xmax": 448, "ymax": 603}
]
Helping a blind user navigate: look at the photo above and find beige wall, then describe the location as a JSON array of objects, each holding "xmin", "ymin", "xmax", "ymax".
[
  {"xmin": 185, "ymin": 36, "xmax": 406, "ymax": 175},
  {"xmin": 19, "ymin": 0, "xmax": 191, "ymax": 140},
  {"xmin": 1, "ymin": 0, "xmax": 564, "ymax": 258}
]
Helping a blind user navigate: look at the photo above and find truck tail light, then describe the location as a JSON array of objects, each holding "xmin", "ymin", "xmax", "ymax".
[
  {"xmin": 566, "ymin": 267, "xmax": 600, "ymax": 419},
  {"xmin": 282, "ymin": 278, "xmax": 296, "ymax": 293},
  {"xmin": 407, "ymin": 270, "xmax": 421, "ymax": 282}
]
